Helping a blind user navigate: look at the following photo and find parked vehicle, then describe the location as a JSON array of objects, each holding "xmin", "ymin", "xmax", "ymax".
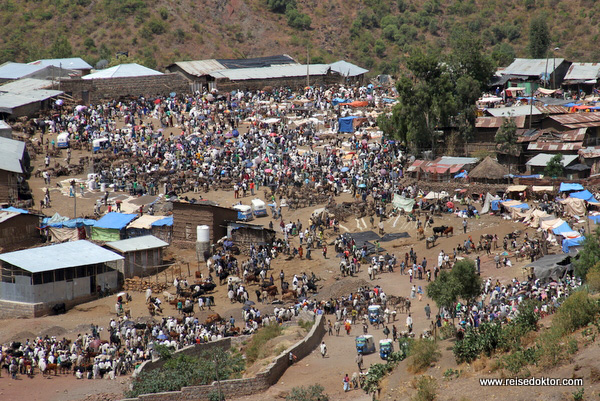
[
  {"xmin": 251, "ymin": 198, "xmax": 268, "ymax": 217},
  {"xmin": 355, "ymin": 335, "xmax": 376, "ymax": 354},
  {"xmin": 379, "ymin": 339, "xmax": 394, "ymax": 360},
  {"xmin": 368, "ymin": 305, "xmax": 381, "ymax": 324},
  {"xmin": 233, "ymin": 204, "xmax": 254, "ymax": 221}
]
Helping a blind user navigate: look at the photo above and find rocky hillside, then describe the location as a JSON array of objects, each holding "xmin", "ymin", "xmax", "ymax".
[{"xmin": 2, "ymin": 0, "xmax": 600, "ymax": 74}]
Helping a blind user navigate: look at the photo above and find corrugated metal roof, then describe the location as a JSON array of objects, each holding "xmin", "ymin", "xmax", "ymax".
[
  {"xmin": 0, "ymin": 240, "xmax": 123, "ymax": 273},
  {"xmin": 0, "ymin": 211, "xmax": 19, "ymax": 224},
  {"xmin": 565, "ymin": 121, "xmax": 600, "ymax": 129},
  {"xmin": 0, "ymin": 90, "xmax": 63, "ymax": 114},
  {"xmin": 501, "ymin": 58, "xmax": 565, "ymax": 77},
  {"xmin": 210, "ymin": 64, "xmax": 331, "ymax": 80},
  {"xmin": 561, "ymin": 128, "xmax": 587, "ymax": 142},
  {"xmin": 563, "ymin": 63, "xmax": 600, "ymax": 81},
  {"xmin": 550, "ymin": 113, "xmax": 600, "ymax": 124},
  {"xmin": 105, "ymin": 235, "xmax": 168, "ymax": 253},
  {"xmin": 526, "ymin": 153, "xmax": 579, "ymax": 166},
  {"xmin": 517, "ymin": 129, "xmax": 542, "ymax": 143},
  {"xmin": 169, "ymin": 60, "xmax": 226, "ymax": 77},
  {"xmin": 0, "ymin": 78, "xmax": 53, "ymax": 94},
  {"xmin": 0, "ymin": 62, "xmax": 45, "ymax": 79},
  {"xmin": 527, "ymin": 142, "xmax": 583, "ymax": 151},
  {"xmin": 579, "ymin": 147, "xmax": 600, "ymax": 158},
  {"xmin": 0, "ymin": 120, "xmax": 10, "ymax": 130},
  {"xmin": 438, "ymin": 156, "xmax": 479, "ymax": 165},
  {"xmin": 217, "ymin": 55, "xmax": 297, "ymax": 69},
  {"xmin": 28, "ymin": 58, "xmax": 92, "ymax": 70},
  {"xmin": 0, "ymin": 136, "xmax": 25, "ymax": 173},
  {"xmin": 536, "ymin": 105, "xmax": 570, "ymax": 114},
  {"xmin": 476, "ymin": 116, "xmax": 526, "ymax": 128},
  {"xmin": 83, "ymin": 64, "xmax": 163, "ymax": 80},
  {"xmin": 487, "ymin": 106, "xmax": 542, "ymax": 117},
  {"xmin": 329, "ymin": 60, "xmax": 369, "ymax": 77}
]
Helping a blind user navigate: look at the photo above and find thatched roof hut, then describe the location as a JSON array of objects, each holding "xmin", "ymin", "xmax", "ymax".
[{"xmin": 469, "ymin": 156, "xmax": 509, "ymax": 182}]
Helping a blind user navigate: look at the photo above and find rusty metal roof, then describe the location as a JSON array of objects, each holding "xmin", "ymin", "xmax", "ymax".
[
  {"xmin": 527, "ymin": 142, "xmax": 583, "ymax": 151},
  {"xmin": 564, "ymin": 121, "xmax": 600, "ymax": 129},
  {"xmin": 536, "ymin": 105, "xmax": 570, "ymax": 114},
  {"xmin": 579, "ymin": 147, "xmax": 600, "ymax": 158},
  {"xmin": 561, "ymin": 128, "xmax": 587, "ymax": 142},
  {"xmin": 475, "ymin": 115, "xmax": 526, "ymax": 128},
  {"xmin": 549, "ymin": 113, "xmax": 600, "ymax": 124},
  {"xmin": 563, "ymin": 63, "xmax": 600, "ymax": 81}
]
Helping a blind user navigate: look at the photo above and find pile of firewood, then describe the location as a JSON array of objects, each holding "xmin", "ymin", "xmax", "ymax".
[{"xmin": 122, "ymin": 277, "xmax": 169, "ymax": 292}]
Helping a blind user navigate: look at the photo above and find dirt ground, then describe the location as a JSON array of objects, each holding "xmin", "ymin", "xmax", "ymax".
[{"xmin": 1, "ymin": 117, "xmax": 584, "ymax": 401}]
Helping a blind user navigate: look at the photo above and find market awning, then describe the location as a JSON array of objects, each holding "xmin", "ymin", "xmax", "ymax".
[{"xmin": 506, "ymin": 185, "xmax": 527, "ymax": 192}]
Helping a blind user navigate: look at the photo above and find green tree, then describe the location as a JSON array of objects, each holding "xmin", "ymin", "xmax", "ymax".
[
  {"xmin": 267, "ymin": 0, "xmax": 296, "ymax": 13},
  {"xmin": 492, "ymin": 42, "xmax": 516, "ymax": 66},
  {"xmin": 528, "ymin": 14, "xmax": 550, "ymax": 58},
  {"xmin": 426, "ymin": 270, "xmax": 459, "ymax": 312},
  {"xmin": 50, "ymin": 36, "xmax": 73, "ymax": 58},
  {"xmin": 495, "ymin": 117, "xmax": 519, "ymax": 173},
  {"xmin": 451, "ymin": 259, "xmax": 482, "ymax": 305},
  {"xmin": 286, "ymin": 8, "xmax": 311, "ymax": 30},
  {"xmin": 544, "ymin": 153, "xmax": 563, "ymax": 177},
  {"xmin": 573, "ymin": 227, "xmax": 600, "ymax": 279},
  {"xmin": 286, "ymin": 384, "xmax": 329, "ymax": 401}
]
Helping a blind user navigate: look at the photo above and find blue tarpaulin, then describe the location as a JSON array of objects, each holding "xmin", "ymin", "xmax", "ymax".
[
  {"xmin": 552, "ymin": 221, "xmax": 573, "ymax": 235},
  {"xmin": 559, "ymin": 183, "xmax": 584, "ymax": 192},
  {"xmin": 45, "ymin": 218, "xmax": 96, "ymax": 228},
  {"xmin": 454, "ymin": 170, "xmax": 468, "ymax": 179},
  {"xmin": 94, "ymin": 212, "xmax": 137, "ymax": 229},
  {"xmin": 152, "ymin": 216, "xmax": 173, "ymax": 227},
  {"xmin": 562, "ymin": 236, "xmax": 585, "ymax": 253},
  {"xmin": 491, "ymin": 200, "xmax": 501, "ymax": 211},
  {"xmin": 332, "ymin": 98, "xmax": 351, "ymax": 106},
  {"xmin": 339, "ymin": 116, "xmax": 358, "ymax": 133},
  {"xmin": 511, "ymin": 203, "xmax": 530, "ymax": 209},
  {"xmin": 1, "ymin": 207, "xmax": 29, "ymax": 214},
  {"xmin": 570, "ymin": 190, "xmax": 598, "ymax": 202}
]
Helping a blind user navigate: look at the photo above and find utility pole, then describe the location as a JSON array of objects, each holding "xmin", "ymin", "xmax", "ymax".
[{"xmin": 306, "ymin": 45, "xmax": 310, "ymax": 88}]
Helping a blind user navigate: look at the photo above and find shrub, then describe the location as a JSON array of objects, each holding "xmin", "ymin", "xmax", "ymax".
[
  {"xmin": 245, "ymin": 324, "xmax": 283, "ymax": 363},
  {"xmin": 512, "ymin": 299, "xmax": 541, "ymax": 331},
  {"xmin": 586, "ymin": 262, "xmax": 600, "ymax": 292},
  {"xmin": 412, "ymin": 375, "xmax": 437, "ymax": 401},
  {"xmin": 298, "ymin": 319, "xmax": 314, "ymax": 331},
  {"xmin": 554, "ymin": 290, "xmax": 599, "ymax": 335},
  {"xmin": 267, "ymin": 0, "xmax": 296, "ymax": 13},
  {"xmin": 286, "ymin": 384, "xmax": 329, "ymax": 401},
  {"xmin": 147, "ymin": 17, "xmax": 167, "ymax": 35},
  {"xmin": 286, "ymin": 8, "xmax": 311, "ymax": 30},
  {"xmin": 407, "ymin": 339, "xmax": 440, "ymax": 373},
  {"xmin": 535, "ymin": 327, "xmax": 565, "ymax": 369}
]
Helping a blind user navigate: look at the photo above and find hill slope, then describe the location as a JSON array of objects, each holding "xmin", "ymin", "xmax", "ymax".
[{"xmin": 2, "ymin": 0, "xmax": 600, "ymax": 73}]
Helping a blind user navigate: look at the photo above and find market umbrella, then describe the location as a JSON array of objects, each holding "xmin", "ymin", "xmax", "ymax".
[
  {"xmin": 269, "ymin": 132, "xmax": 278, "ymax": 137},
  {"xmin": 340, "ymin": 167, "xmax": 349, "ymax": 173},
  {"xmin": 242, "ymin": 305, "xmax": 252, "ymax": 311},
  {"xmin": 89, "ymin": 339, "xmax": 102, "ymax": 349},
  {"xmin": 154, "ymin": 99, "xmax": 161, "ymax": 104},
  {"xmin": 225, "ymin": 132, "xmax": 233, "ymax": 138},
  {"xmin": 265, "ymin": 168, "xmax": 273, "ymax": 173},
  {"xmin": 380, "ymin": 169, "xmax": 388, "ymax": 176},
  {"xmin": 358, "ymin": 183, "xmax": 367, "ymax": 188},
  {"xmin": 446, "ymin": 201, "xmax": 454, "ymax": 209},
  {"xmin": 244, "ymin": 300, "xmax": 255, "ymax": 305},
  {"xmin": 156, "ymin": 334, "xmax": 168, "ymax": 340},
  {"xmin": 232, "ymin": 129, "xmax": 239, "ymax": 137}
]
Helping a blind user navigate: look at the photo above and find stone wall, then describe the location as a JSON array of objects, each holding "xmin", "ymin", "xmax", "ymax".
[
  {"xmin": 215, "ymin": 74, "xmax": 342, "ymax": 92},
  {"xmin": 0, "ymin": 300, "xmax": 45, "ymax": 319},
  {"xmin": 61, "ymin": 74, "xmax": 190, "ymax": 104},
  {"xmin": 122, "ymin": 315, "xmax": 325, "ymax": 401}
]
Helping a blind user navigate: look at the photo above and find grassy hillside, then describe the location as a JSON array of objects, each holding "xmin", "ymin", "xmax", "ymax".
[{"xmin": 2, "ymin": 0, "xmax": 600, "ymax": 74}]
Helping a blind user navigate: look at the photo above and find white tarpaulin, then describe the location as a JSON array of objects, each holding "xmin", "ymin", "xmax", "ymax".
[
  {"xmin": 506, "ymin": 185, "xmax": 527, "ymax": 192},
  {"xmin": 424, "ymin": 191, "xmax": 449, "ymax": 200},
  {"xmin": 532, "ymin": 186, "xmax": 554, "ymax": 192},
  {"xmin": 481, "ymin": 192, "xmax": 500, "ymax": 215},
  {"xmin": 540, "ymin": 217, "xmax": 566, "ymax": 231},
  {"xmin": 560, "ymin": 197, "xmax": 587, "ymax": 216},
  {"xmin": 392, "ymin": 194, "xmax": 416, "ymax": 212}
]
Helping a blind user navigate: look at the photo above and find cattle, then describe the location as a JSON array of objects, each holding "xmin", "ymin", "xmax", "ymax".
[
  {"xmin": 432, "ymin": 226, "xmax": 447, "ymax": 235},
  {"xmin": 195, "ymin": 271, "xmax": 203, "ymax": 279},
  {"xmin": 163, "ymin": 291, "xmax": 175, "ymax": 302},
  {"xmin": 52, "ymin": 303, "xmax": 67, "ymax": 315},
  {"xmin": 205, "ymin": 314, "xmax": 222, "ymax": 325},
  {"xmin": 244, "ymin": 274, "xmax": 260, "ymax": 284},
  {"xmin": 59, "ymin": 360, "xmax": 73, "ymax": 374},
  {"xmin": 417, "ymin": 227, "xmax": 425, "ymax": 240},
  {"xmin": 182, "ymin": 305, "xmax": 194, "ymax": 316},
  {"xmin": 43, "ymin": 363, "xmax": 59, "ymax": 376},
  {"xmin": 282, "ymin": 292, "xmax": 296, "ymax": 302},
  {"xmin": 200, "ymin": 282, "xmax": 216, "ymax": 293},
  {"xmin": 426, "ymin": 235, "xmax": 438, "ymax": 249},
  {"xmin": 443, "ymin": 226, "xmax": 454, "ymax": 237}
]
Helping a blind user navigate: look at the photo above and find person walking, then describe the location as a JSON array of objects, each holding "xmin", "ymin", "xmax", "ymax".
[
  {"xmin": 328, "ymin": 320, "xmax": 333, "ymax": 336},
  {"xmin": 320, "ymin": 341, "xmax": 327, "ymax": 358},
  {"xmin": 356, "ymin": 353, "xmax": 363, "ymax": 372},
  {"xmin": 322, "ymin": 244, "xmax": 327, "ymax": 259},
  {"xmin": 406, "ymin": 313, "xmax": 413, "ymax": 333},
  {"xmin": 425, "ymin": 303, "xmax": 431, "ymax": 319},
  {"xmin": 334, "ymin": 320, "xmax": 341, "ymax": 336},
  {"xmin": 343, "ymin": 374, "xmax": 351, "ymax": 392},
  {"xmin": 463, "ymin": 218, "xmax": 467, "ymax": 234}
]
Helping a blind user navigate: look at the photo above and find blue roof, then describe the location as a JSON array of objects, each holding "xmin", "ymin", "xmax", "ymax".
[
  {"xmin": 0, "ymin": 240, "xmax": 123, "ymax": 273},
  {"xmin": 570, "ymin": 190, "xmax": 598, "ymax": 202},
  {"xmin": 559, "ymin": 182, "xmax": 584, "ymax": 192},
  {"xmin": 94, "ymin": 212, "xmax": 137, "ymax": 229},
  {"xmin": 562, "ymin": 236, "xmax": 585, "ymax": 253},
  {"xmin": 151, "ymin": 216, "xmax": 173, "ymax": 227},
  {"xmin": 44, "ymin": 218, "xmax": 96, "ymax": 228}
]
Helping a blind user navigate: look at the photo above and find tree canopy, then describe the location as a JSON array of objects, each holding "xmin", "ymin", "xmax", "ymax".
[
  {"xmin": 528, "ymin": 14, "xmax": 550, "ymax": 58},
  {"xmin": 544, "ymin": 153, "xmax": 564, "ymax": 178},
  {"xmin": 427, "ymin": 259, "xmax": 482, "ymax": 311},
  {"xmin": 573, "ymin": 227, "xmax": 600, "ymax": 279},
  {"xmin": 378, "ymin": 33, "xmax": 493, "ymax": 153}
]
